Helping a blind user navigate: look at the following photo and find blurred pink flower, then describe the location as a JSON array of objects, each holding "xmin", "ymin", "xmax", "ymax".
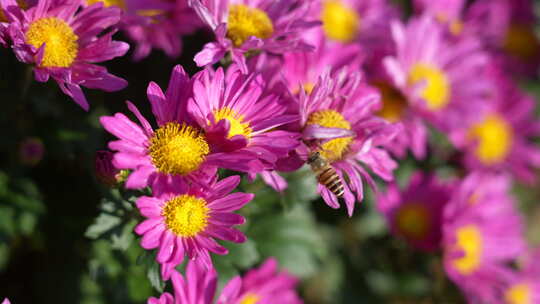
[
  {"xmin": 442, "ymin": 172, "xmax": 526, "ymax": 303},
  {"xmin": 280, "ymin": 31, "xmax": 363, "ymax": 95},
  {"xmin": 104, "ymin": 0, "xmax": 202, "ymax": 60},
  {"xmin": 135, "ymin": 175, "xmax": 253, "ymax": 278},
  {"xmin": 299, "ymin": 67, "xmax": 400, "ymax": 216},
  {"xmin": 218, "ymin": 258, "xmax": 302, "ymax": 304},
  {"xmin": 377, "ymin": 171, "xmax": 454, "ymax": 251},
  {"xmin": 501, "ymin": 248, "xmax": 540, "ymax": 304},
  {"xmin": 0, "ymin": 0, "xmax": 129, "ymax": 110},
  {"xmin": 189, "ymin": 0, "xmax": 318, "ymax": 72},
  {"xmin": 383, "ymin": 15, "xmax": 490, "ymax": 132},
  {"xmin": 450, "ymin": 64, "xmax": 540, "ymax": 183}
]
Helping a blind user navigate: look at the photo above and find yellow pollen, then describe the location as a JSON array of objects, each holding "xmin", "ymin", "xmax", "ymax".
[
  {"xmin": 226, "ymin": 4, "xmax": 274, "ymax": 47},
  {"xmin": 453, "ymin": 225, "xmax": 483, "ymax": 275},
  {"xmin": 505, "ymin": 283, "xmax": 531, "ymax": 304},
  {"xmin": 395, "ymin": 203, "xmax": 430, "ymax": 240},
  {"xmin": 86, "ymin": 0, "xmax": 126, "ymax": 9},
  {"xmin": 212, "ymin": 107, "xmax": 252, "ymax": 138},
  {"xmin": 148, "ymin": 122, "xmax": 210, "ymax": 176},
  {"xmin": 449, "ymin": 20, "xmax": 464, "ymax": 36},
  {"xmin": 239, "ymin": 293, "xmax": 260, "ymax": 304},
  {"xmin": 162, "ymin": 195, "xmax": 209, "ymax": 237},
  {"xmin": 25, "ymin": 17, "xmax": 79, "ymax": 68},
  {"xmin": 408, "ymin": 63, "xmax": 450, "ymax": 111},
  {"xmin": 373, "ymin": 81, "xmax": 408, "ymax": 122},
  {"xmin": 306, "ymin": 109, "xmax": 353, "ymax": 162},
  {"xmin": 435, "ymin": 14, "xmax": 463, "ymax": 36},
  {"xmin": 468, "ymin": 113, "xmax": 513, "ymax": 165},
  {"xmin": 322, "ymin": 0, "xmax": 360, "ymax": 43},
  {"xmin": 503, "ymin": 24, "xmax": 540, "ymax": 60}
]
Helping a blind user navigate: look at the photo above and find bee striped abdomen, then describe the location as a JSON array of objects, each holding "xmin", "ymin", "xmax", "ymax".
[{"xmin": 317, "ymin": 167, "xmax": 344, "ymax": 197}]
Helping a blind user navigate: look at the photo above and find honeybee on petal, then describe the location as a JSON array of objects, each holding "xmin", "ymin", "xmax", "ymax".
[{"xmin": 307, "ymin": 151, "xmax": 344, "ymax": 198}]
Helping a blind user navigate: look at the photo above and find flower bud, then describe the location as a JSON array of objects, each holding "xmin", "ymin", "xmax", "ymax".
[{"xmin": 19, "ymin": 137, "xmax": 44, "ymax": 166}]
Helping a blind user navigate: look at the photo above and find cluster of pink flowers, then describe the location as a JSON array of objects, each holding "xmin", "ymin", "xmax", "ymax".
[{"xmin": 2, "ymin": 0, "xmax": 540, "ymax": 302}]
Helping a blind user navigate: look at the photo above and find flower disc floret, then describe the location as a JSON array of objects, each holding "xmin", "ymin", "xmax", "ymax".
[
  {"xmin": 162, "ymin": 194, "xmax": 209, "ymax": 237},
  {"xmin": 504, "ymin": 283, "xmax": 531, "ymax": 304},
  {"xmin": 86, "ymin": 0, "xmax": 126, "ymax": 9},
  {"xmin": 226, "ymin": 4, "xmax": 274, "ymax": 47},
  {"xmin": 408, "ymin": 63, "xmax": 450, "ymax": 111},
  {"xmin": 239, "ymin": 293, "xmax": 260, "ymax": 304},
  {"xmin": 395, "ymin": 202, "xmax": 430, "ymax": 240},
  {"xmin": 322, "ymin": 0, "xmax": 360, "ymax": 43},
  {"xmin": 375, "ymin": 82, "xmax": 408, "ymax": 123},
  {"xmin": 25, "ymin": 17, "xmax": 79, "ymax": 68},
  {"xmin": 213, "ymin": 107, "xmax": 253, "ymax": 138},
  {"xmin": 148, "ymin": 122, "xmax": 210, "ymax": 176},
  {"xmin": 453, "ymin": 225, "xmax": 483, "ymax": 275},
  {"xmin": 306, "ymin": 109, "xmax": 353, "ymax": 162},
  {"xmin": 503, "ymin": 24, "xmax": 540, "ymax": 60},
  {"xmin": 468, "ymin": 114, "xmax": 513, "ymax": 165}
]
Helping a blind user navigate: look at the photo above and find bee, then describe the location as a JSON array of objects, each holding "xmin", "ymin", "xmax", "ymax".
[{"xmin": 307, "ymin": 151, "xmax": 344, "ymax": 197}]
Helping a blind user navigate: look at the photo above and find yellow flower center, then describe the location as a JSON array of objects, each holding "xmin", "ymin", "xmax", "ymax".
[
  {"xmin": 468, "ymin": 113, "xmax": 513, "ymax": 165},
  {"xmin": 212, "ymin": 107, "xmax": 252, "ymax": 138},
  {"xmin": 373, "ymin": 81, "xmax": 408, "ymax": 123},
  {"xmin": 239, "ymin": 293, "xmax": 260, "ymax": 304},
  {"xmin": 453, "ymin": 225, "xmax": 483, "ymax": 275},
  {"xmin": 503, "ymin": 24, "xmax": 540, "ymax": 60},
  {"xmin": 322, "ymin": 0, "xmax": 360, "ymax": 43},
  {"xmin": 25, "ymin": 17, "xmax": 79, "ymax": 68},
  {"xmin": 505, "ymin": 283, "xmax": 531, "ymax": 304},
  {"xmin": 395, "ymin": 203, "xmax": 430, "ymax": 240},
  {"xmin": 86, "ymin": 0, "xmax": 126, "ymax": 9},
  {"xmin": 148, "ymin": 122, "xmax": 210, "ymax": 176},
  {"xmin": 306, "ymin": 109, "xmax": 353, "ymax": 162},
  {"xmin": 162, "ymin": 195, "xmax": 209, "ymax": 237},
  {"xmin": 226, "ymin": 4, "xmax": 274, "ymax": 47},
  {"xmin": 408, "ymin": 63, "xmax": 450, "ymax": 111}
]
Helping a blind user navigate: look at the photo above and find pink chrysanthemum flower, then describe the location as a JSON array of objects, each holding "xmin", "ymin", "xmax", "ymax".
[
  {"xmin": 369, "ymin": 79, "xmax": 428, "ymax": 159},
  {"xmin": 383, "ymin": 15, "xmax": 490, "ymax": 132},
  {"xmin": 442, "ymin": 173, "xmax": 525, "ymax": 303},
  {"xmin": 0, "ymin": 0, "xmax": 129, "ymax": 110},
  {"xmin": 100, "ymin": 65, "xmax": 263, "ymax": 190},
  {"xmin": 299, "ymin": 67, "xmax": 400, "ymax": 216},
  {"xmin": 218, "ymin": 258, "xmax": 302, "ymax": 304},
  {"xmin": 135, "ymin": 175, "xmax": 253, "ymax": 276},
  {"xmin": 89, "ymin": 0, "xmax": 201, "ymax": 60},
  {"xmin": 376, "ymin": 171, "xmax": 453, "ymax": 251},
  {"xmin": 281, "ymin": 30, "xmax": 362, "ymax": 95},
  {"xmin": 1, "ymin": 299, "xmax": 9, "ymax": 304},
  {"xmin": 502, "ymin": 248, "xmax": 540, "ymax": 304},
  {"xmin": 449, "ymin": 65, "xmax": 540, "ymax": 183},
  {"xmin": 148, "ymin": 260, "xmax": 218, "ymax": 304},
  {"xmin": 127, "ymin": 0, "xmax": 201, "ymax": 60},
  {"xmin": 189, "ymin": 0, "xmax": 318, "ymax": 72},
  {"xmin": 313, "ymin": 0, "xmax": 397, "ymax": 46},
  {"xmin": 188, "ymin": 64, "xmax": 300, "ymax": 169},
  {"xmin": 469, "ymin": 0, "xmax": 540, "ymax": 76}
]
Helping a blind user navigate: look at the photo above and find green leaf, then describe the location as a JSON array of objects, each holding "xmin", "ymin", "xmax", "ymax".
[
  {"xmin": 248, "ymin": 204, "xmax": 326, "ymax": 278},
  {"xmin": 110, "ymin": 219, "xmax": 136, "ymax": 251},
  {"xmin": 85, "ymin": 213, "xmax": 122, "ymax": 239},
  {"xmin": 147, "ymin": 262, "xmax": 165, "ymax": 293}
]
